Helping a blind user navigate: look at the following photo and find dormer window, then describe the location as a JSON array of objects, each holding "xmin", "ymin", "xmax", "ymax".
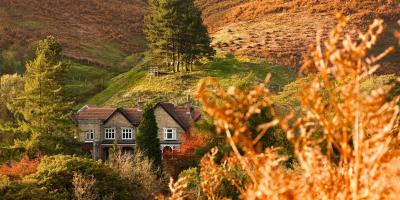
[
  {"xmin": 122, "ymin": 128, "xmax": 133, "ymax": 140},
  {"xmin": 104, "ymin": 128, "xmax": 115, "ymax": 140},
  {"xmin": 163, "ymin": 128, "xmax": 177, "ymax": 140},
  {"xmin": 85, "ymin": 129, "xmax": 94, "ymax": 142}
]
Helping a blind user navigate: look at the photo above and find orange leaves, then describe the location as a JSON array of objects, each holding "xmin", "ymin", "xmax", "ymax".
[
  {"xmin": 192, "ymin": 16, "xmax": 400, "ymax": 199},
  {"xmin": 162, "ymin": 14, "xmax": 400, "ymax": 200},
  {"xmin": 195, "ymin": 75, "xmax": 275, "ymax": 154},
  {"xmin": 0, "ymin": 155, "xmax": 41, "ymax": 179}
]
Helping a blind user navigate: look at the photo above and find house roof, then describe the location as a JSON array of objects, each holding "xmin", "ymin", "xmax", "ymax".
[
  {"xmin": 103, "ymin": 108, "xmax": 141, "ymax": 125},
  {"xmin": 74, "ymin": 103, "xmax": 201, "ymax": 130},
  {"xmin": 74, "ymin": 105, "xmax": 142, "ymax": 125},
  {"xmin": 156, "ymin": 102, "xmax": 201, "ymax": 131}
]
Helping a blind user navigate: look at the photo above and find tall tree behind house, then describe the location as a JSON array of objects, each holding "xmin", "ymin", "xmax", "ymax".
[{"xmin": 145, "ymin": 0, "xmax": 215, "ymax": 72}]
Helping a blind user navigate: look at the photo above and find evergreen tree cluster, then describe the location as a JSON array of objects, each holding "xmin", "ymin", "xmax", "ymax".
[{"xmin": 145, "ymin": 0, "xmax": 215, "ymax": 72}]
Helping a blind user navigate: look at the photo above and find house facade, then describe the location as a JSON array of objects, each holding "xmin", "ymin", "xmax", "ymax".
[{"xmin": 73, "ymin": 103, "xmax": 200, "ymax": 160}]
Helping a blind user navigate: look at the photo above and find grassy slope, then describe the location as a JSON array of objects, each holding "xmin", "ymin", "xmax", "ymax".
[
  {"xmin": 87, "ymin": 54, "xmax": 297, "ymax": 108},
  {"xmin": 64, "ymin": 61, "xmax": 114, "ymax": 104}
]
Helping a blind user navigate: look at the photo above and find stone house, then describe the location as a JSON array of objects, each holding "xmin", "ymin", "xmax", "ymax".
[{"xmin": 73, "ymin": 103, "xmax": 201, "ymax": 160}]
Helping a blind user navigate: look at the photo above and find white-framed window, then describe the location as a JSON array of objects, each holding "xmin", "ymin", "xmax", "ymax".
[
  {"xmin": 163, "ymin": 128, "xmax": 177, "ymax": 140},
  {"xmin": 121, "ymin": 128, "xmax": 133, "ymax": 140},
  {"xmin": 104, "ymin": 128, "xmax": 115, "ymax": 140},
  {"xmin": 85, "ymin": 129, "xmax": 94, "ymax": 142}
]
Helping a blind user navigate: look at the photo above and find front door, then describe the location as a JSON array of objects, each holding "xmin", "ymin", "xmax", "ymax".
[{"xmin": 102, "ymin": 147, "xmax": 110, "ymax": 161}]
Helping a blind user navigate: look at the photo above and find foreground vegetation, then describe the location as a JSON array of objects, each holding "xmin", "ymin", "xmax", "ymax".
[{"xmin": 159, "ymin": 16, "xmax": 400, "ymax": 199}]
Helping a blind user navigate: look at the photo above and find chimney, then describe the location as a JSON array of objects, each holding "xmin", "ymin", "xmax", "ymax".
[{"xmin": 137, "ymin": 97, "xmax": 144, "ymax": 112}]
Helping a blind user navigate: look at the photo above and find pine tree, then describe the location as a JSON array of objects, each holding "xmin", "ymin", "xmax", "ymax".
[
  {"xmin": 135, "ymin": 104, "xmax": 162, "ymax": 172},
  {"xmin": 12, "ymin": 36, "xmax": 80, "ymax": 156},
  {"xmin": 145, "ymin": 0, "xmax": 215, "ymax": 73}
]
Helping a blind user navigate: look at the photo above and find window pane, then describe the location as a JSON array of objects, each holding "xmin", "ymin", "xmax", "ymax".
[{"xmin": 105, "ymin": 128, "xmax": 115, "ymax": 139}]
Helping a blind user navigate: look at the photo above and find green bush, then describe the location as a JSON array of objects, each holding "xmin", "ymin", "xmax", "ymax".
[
  {"xmin": 0, "ymin": 176, "xmax": 63, "ymax": 200},
  {"xmin": 33, "ymin": 154, "xmax": 129, "ymax": 199}
]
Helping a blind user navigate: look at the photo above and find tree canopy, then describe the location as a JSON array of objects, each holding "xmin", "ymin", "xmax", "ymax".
[
  {"xmin": 1, "ymin": 36, "xmax": 80, "ymax": 158},
  {"xmin": 145, "ymin": 0, "xmax": 215, "ymax": 72}
]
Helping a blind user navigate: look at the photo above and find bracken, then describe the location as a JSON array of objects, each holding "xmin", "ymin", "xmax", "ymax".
[{"xmin": 162, "ymin": 14, "xmax": 400, "ymax": 200}]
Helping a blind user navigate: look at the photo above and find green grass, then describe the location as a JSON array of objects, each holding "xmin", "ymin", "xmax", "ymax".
[
  {"xmin": 83, "ymin": 42, "xmax": 127, "ymax": 68},
  {"xmin": 197, "ymin": 54, "xmax": 296, "ymax": 89},
  {"xmin": 87, "ymin": 54, "xmax": 297, "ymax": 107},
  {"xmin": 64, "ymin": 61, "xmax": 114, "ymax": 105},
  {"xmin": 87, "ymin": 68, "xmax": 147, "ymax": 106},
  {"xmin": 83, "ymin": 35, "xmax": 146, "ymax": 73}
]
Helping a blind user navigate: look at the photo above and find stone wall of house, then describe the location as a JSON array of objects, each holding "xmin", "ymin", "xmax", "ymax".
[
  {"xmin": 154, "ymin": 106, "xmax": 185, "ymax": 143},
  {"xmin": 78, "ymin": 119, "xmax": 102, "ymax": 142},
  {"xmin": 103, "ymin": 112, "xmax": 136, "ymax": 140}
]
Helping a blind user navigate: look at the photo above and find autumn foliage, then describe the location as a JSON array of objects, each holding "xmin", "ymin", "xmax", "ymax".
[
  {"xmin": 161, "ymin": 15, "xmax": 400, "ymax": 199},
  {"xmin": 0, "ymin": 155, "xmax": 40, "ymax": 179},
  {"xmin": 163, "ymin": 134, "xmax": 207, "ymax": 178}
]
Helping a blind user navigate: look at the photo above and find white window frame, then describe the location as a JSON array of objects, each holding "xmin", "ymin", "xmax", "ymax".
[
  {"xmin": 85, "ymin": 129, "xmax": 94, "ymax": 142},
  {"xmin": 121, "ymin": 127, "xmax": 133, "ymax": 140},
  {"xmin": 104, "ymin": 128, "xmax": 115, "ymax": 140},
  {"xmin": 163, "ymin": 128, "xmax": 177, "ymax": 141}
]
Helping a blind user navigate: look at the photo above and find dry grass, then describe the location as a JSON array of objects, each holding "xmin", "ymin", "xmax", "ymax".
[
  {"xmin": 72, "ymin": 172, "xmax": 99, "ymax": 200},
  {"xmin": 206, "ymin": 0, "xmax": 400, "ymax": 72},
  {"xmin": 161, "ymin": 15, "xmax": 400, "ymax": 199}
]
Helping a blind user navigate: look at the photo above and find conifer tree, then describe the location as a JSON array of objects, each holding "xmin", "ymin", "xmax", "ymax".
[
  {"xmin": 135, "ymin": 104, "xmax": 162, "ymax": 172},
  {"xmin": 12, "ymin": 36, "xmax": 79, "ymax": 156},
  {"xmin": 145, "ymin": 0, "xmax": 215, "ymax": 72}
]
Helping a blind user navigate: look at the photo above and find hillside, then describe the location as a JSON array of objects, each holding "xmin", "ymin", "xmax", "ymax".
[
  {"xmin": 0, "ymin": 0, "xmax": 147, "ymax": 69},
  {"xmin": 87, "ymin": 54, "xmax": 296, "ymax": 108},
  {"xmin": 1, "ymin": 0, "xmax": 399, "ymax": 72},
  {"xmin": 1, "ymin": 0, "xmax": 399, "ymax": 107},
  {"xmin": 198, "ymin": 0, "xmax": 400, "ymax": 72}
]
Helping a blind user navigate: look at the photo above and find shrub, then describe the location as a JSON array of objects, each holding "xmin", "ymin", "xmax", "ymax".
[
  {"xmin": 0, "ymin": 155, "xmax": 40, "ymax": 179},
  {"xmin": 0, "ymin": 177, "xmax": 63, "ymax": 200},
  {"xmin": 33, "ymin": 154, "xmax": 129, "ymax": 199},
  {"xmin": 72, "ymin": 172, "xmax": 99, "ymax": 200},
  {"xmin": 107, "ymin": 151, "xmax": 164, "ymax": 200},
  {"xmin": 163, "ymin": 134, "xmax": 207, "ymax": 178}
]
